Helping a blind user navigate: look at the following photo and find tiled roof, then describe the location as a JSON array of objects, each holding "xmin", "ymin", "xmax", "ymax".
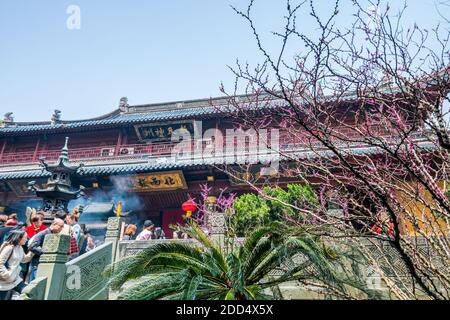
[
  {"xmin": 0, "ymin": 139, "xmax": 436, "ymax": 182},
  {"xmin": 0, "ymin": 91, "xmax": 364, "ymax": 136},
  {"xmin": 0, "ymin": 170, "xmax": 51, "ymax": 180},
  {"xmin": 0, "ymin": 106, "xmax": 219, "ymax": 135},
  {"xmin": 0, "ymin": 160, "xmax": 209, "ymax": 181},
  {"xmin": 3, "ymin": 68, "xmax": 448, "ymax": 137}
]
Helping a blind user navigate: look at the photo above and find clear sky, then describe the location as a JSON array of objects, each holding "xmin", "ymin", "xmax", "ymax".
[{"xmin": 0, "ymin": 0, "xmax": 446, "ymax": 122}]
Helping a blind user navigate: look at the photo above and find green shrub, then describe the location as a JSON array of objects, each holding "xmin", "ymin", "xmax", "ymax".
[
  {"xmin": 233, "ymin": 184, "xmax": 319, "ymax": 236},
  {"xmin": 233, "ymin": 193, "xmax": 270, "ymax": 236}
]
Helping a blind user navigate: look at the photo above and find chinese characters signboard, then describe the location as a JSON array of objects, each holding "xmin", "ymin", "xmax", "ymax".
[
  {"xmin": 128, "ymin": 171, "xmax": 188, "ymax": 192},
  {"xmin": 135, "ymin": 122, "xmax": 194, "ymax": 142}
]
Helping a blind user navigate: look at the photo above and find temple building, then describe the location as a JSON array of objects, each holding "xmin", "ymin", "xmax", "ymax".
[
  {"xmin": 0, "ymin": 92, "xmax": 441, "ymax": 237},
  {"xmin": 0, "ymin": 95, "xmax": 290, "ymax": 237}
]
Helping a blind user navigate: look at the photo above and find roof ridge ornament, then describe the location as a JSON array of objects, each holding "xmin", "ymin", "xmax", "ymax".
[
  {"xmin": 119, "ymin": 97, "xmax": 129, "ymax": 114},
  {"xmin": 1, "ymin": 112, "xmax": 14, "ymax": 127},
  {"xmin": 38, "ymin": 137, "xmax": 81, "ymax": 173},
  {"xmin": 51, "ymin": 109, "xmax": 62, "ymax": 125},
  {"xmin": 59, "ymin": 136, "xmax": 70, "ymax": 162}
]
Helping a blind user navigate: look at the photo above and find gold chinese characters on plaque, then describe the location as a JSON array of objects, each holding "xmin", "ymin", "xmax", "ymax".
[{"xmin": 129, "ymin": 171, "xmax": 188, "ymax": 192}]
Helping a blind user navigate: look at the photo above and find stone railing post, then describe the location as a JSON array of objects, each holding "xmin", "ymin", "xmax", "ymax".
[
  {"xmin": 208, "ymin": 209, "xmax": 226, "ymax": 248},
  {"xmin": 104, "ymin": 217, "xmax": 122, "ymax": 262},
  {"xmin": 19, "ymin": 277, "xmax": 48, "ymax": 300},
  {"xmin": 36, "ymin": 234, "xmax": 70, "ymax": 300}
]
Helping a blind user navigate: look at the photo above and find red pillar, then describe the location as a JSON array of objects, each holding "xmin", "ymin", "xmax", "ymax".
[
  {"xmin": 32, "ymin": 137, "xmax": 41, "ymax": 161},
  {"xmin": 114, "ymin": 130, "xmax": 123, "ymax": 156},
  {"xmin": 0, "ymin": 140, "xmax": 6, "ymax": 162}
]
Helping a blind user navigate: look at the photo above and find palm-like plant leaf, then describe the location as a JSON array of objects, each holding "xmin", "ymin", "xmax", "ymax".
[
  {"xmin": 226, "ymin": 253, "xmax": 244, "ymax": 294},
  {"xmin": 106, "ymin": 221, "xmax": 377, "ymax": 300},
  {"xmin": 117, "ymin": 273, "xmax": 183, "ymax": 300}
]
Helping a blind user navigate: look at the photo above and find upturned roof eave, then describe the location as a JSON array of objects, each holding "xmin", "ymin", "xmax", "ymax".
[
  {"xmin": 0, "ymin": 88, "xmax": 403, "ymax": 137},
  {"xmin": 0, "ymin": 108, "xmax": 226, "ymax": 137}
]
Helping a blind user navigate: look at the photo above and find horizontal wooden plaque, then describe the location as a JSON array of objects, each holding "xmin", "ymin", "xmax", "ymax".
[{"xmin": 128, "ymin": 170, "xmax": 188, "ymax": 192}]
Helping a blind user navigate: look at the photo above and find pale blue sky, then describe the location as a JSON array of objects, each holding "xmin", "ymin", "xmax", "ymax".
[{"xmin": 0, "ymin": 0, "xmax": 446, "ymax": 122}]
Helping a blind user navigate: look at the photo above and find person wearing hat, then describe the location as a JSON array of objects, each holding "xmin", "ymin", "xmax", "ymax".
[{"xmin": 136, "ymin": 220, "xmax": 155, "ymax": 241}]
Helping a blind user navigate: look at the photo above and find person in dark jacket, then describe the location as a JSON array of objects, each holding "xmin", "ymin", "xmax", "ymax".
[
  {"xmin": 153, "ymin": 227, "xmax": 166, "ymax": 239},
  {"xmin": 28, "ymin": 218, "xmax": 64, "ymax": 282},
  {"xmin": 0, "ymin": 215, "xmax": 7, "ymax": 227}
]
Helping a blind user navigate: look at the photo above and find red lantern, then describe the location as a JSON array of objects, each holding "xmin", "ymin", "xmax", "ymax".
[
  {"xmin": 371, "ymin": 224, "xmax": 382, "ymax": 235},
  {"xmin": 182, "ymin": 199, "xmax": 197, "ymax": 218},
  {"xmin": 387, "ymin": 222, "xmax": 395, "ymax": 236}
]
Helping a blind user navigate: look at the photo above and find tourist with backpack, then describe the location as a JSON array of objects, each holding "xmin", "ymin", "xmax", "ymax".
[{"xmin": 0, "ymin": 230, "xmax": 34, "ymax": 300}]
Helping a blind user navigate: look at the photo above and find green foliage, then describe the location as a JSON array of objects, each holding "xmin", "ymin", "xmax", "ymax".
[
  {"xmin": 233, "ymin": 193, "xmax": 271, "ymax": 235},
  {"xmin": 104, "ymin": 221, "xmax": 381, "ymax": 300},
  {"xmin": 105, "ymin": 222, "xmax": 281, "ymax": 300},
  {"xmin": 233, "ymin": 184, "xmax": 320, "ymax": 236},
  {"xmin": 264, "ymin": 184, "xmax": 319, "ymax": 220}
]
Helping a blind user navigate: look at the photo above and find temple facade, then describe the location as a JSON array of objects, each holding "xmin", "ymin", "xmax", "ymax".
[
  {"xmin": 0, "ymin": 95, "xmax": 296, "ymax": 237},
  {"xmin": 0, "ymin": 93, "xmax": 438, "ymax": 237}
]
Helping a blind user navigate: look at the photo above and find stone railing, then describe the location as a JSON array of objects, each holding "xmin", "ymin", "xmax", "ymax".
[
  {"xmin": 117, "ymin": 239, "xmax": 197, "ymax": 259},
  {"xmin": 355, "ymin": 237, "xmax": 449, "ymax": 295},
  {"xmin": 116, "ymin": 236, "xmax": 246, "ymax": 260},
  {"xmin": 114, "ymin": 235, "xmax": 448, "ymax": 299},
  {"xmin": 19, "ymin": 217, "xmax": 124, "ymax": 300},
  {"xmin": 23, "ymin": 217, "xmax": 124, "ymax": 300},
  {"xmin": 19, "ymin": 277, "xmax": 47, "ymax": 300},
  {"xmin": 22, "ymin": 216, "xmax": 447, "ymax": 300},
  {"xmin": 59, "ymin": 242, "xmax": 112, "ymax": 300}
]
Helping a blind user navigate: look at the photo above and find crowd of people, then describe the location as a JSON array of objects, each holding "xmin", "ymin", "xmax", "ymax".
[
  {"xmin": 0, "ymin": 207, "xmax": 95, "ymax": 300},
  {"xmin": 122, "ymin": 220, "xmax": 167, "ymax": 240},
  {"xmin": 121, "ymin": 220, "xmax": 191, "ymax": 240},
  {"xmin": 1, "ymin": 212, "xmax": 194, "ymax": 300}
]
